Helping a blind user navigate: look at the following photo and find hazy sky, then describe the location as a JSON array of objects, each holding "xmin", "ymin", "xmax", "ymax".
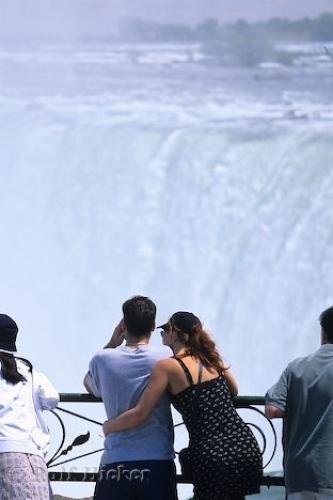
[{"xmin": 1, "ymin": 0, "xmax": 333, "ymax": 37}]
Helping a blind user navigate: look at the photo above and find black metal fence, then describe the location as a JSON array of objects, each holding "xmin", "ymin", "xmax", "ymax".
[{"xmin": 47, "ymin": 394, "xmax": 284, "ymax": 488}]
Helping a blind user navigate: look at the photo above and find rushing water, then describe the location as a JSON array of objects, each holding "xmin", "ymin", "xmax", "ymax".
[{"xmin": 0, "ymin": 41, "xmax": 333, "ymax": 498}]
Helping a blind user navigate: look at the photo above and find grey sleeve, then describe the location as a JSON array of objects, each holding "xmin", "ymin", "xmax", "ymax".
[
  {"xmin": 85, "ymin": 357, "xmax": 101, "ymax": 398},
  {"xmin": 265, "ymin": 366, "xmax": 289, "ymax": 412}
]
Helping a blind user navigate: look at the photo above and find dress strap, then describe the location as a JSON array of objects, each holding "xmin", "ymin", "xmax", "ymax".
[
  {"xmin": 197, "ymin": 361, "xmax": 203, "ymax": 384},
  {"xmin": 173, "ymin": 357, "xmax": 194, "ymax": 386}
]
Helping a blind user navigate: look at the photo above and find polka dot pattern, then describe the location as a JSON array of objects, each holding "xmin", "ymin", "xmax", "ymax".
[{"xmin": 172, "ymin": 377, "xmax": 262, "ymax": 500}]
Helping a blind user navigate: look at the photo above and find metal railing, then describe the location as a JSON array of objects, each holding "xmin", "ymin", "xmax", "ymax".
[{"xmin": 47, "ymin": 394, "xmax": 284, "ymax": 487}]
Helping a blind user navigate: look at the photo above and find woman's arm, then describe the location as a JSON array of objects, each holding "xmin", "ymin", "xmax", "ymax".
[
  {"xmin": 103, "ymin": 360, "xmax": 169, "ymax": 435},
  {"xmin": 223, "ymin": 368, "xmax": 238, "ymax": 396}
]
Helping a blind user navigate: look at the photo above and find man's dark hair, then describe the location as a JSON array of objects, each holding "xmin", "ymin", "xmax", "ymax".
[
  {"xmin": 319, "ymin": 306, "xmax": 333, "ymax": 342},
  {"xmin": 122, "ymin": 295, "xmax": 156, "ymax": 337}
]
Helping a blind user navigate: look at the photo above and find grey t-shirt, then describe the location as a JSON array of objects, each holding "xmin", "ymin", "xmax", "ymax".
[
  {"xmin": 266, "ymin": 344, "xmax": 333, "ymax": 495},
  {"xmin": 86, "ymin": 344, "xmax": 174, "ymax": 464}
]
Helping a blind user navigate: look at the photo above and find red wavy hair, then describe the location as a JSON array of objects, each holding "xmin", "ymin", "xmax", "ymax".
[{"xmin": 174, "ymin": 321, "xmax": 228, "ymax": 375}]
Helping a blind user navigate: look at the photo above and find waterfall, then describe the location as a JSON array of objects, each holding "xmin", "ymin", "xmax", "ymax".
[{"xmin": 1, "ymin": 41, "xmax": 332, "ymax": 498}]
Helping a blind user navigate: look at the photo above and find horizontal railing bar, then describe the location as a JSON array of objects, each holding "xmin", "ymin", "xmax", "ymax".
[
  {"xmin": 60, "ymin": 393, "xmax": 101, "ymax": 403},
  {"xmin": 48, "ymin": 472, "xmax": 284, "ymax": 486},
  {"xmin": 59, "ymin": 393, "xmax": 266, "ymax": 405},
  {"xmin": 234, "ymin": 396, "xmax": 266, "ymax": 406}
]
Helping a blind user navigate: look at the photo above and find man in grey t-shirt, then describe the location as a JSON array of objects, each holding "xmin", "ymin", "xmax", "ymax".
[
  {"xmin": 265, "ymin": 306, "xmax": 333, "ymax": 500},
  {"xmin": 84, "ymin": 296, "xmax": 177, "ymax": 500}
]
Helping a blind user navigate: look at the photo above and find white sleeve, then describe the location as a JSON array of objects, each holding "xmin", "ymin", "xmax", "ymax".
[{"xmin": 33, "ymin": 370, "xmax": 60, "ymax": 410}]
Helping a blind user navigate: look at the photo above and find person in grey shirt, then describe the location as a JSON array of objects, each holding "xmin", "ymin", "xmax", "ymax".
[
  {"xmin": 265, "ymin": 306, "xmax": 333, "ymax": 500},
  {"xmin": 84, "ymin": 296, "xmax": 177, "ymax": 500}
]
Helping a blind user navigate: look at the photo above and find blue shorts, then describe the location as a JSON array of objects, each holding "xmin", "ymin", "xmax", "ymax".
[{"xmin": 94, "ymin": 460, "xmax": 178, "ymax": 500}]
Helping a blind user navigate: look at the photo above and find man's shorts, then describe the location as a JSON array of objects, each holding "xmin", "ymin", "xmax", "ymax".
[{"xmin": 93, "ymin": 459, "xmax": 178, "ymax": 500}]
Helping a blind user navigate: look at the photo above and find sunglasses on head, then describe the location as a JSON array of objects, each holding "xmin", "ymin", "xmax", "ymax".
[{"xmin": 160, "ymin": 324, "xmax": 171, "ymax": 336}]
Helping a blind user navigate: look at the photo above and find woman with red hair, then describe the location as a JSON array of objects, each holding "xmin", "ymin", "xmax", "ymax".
[{"xmin": 103, "ymin": 311, "xmax": 262, "ymax": 500}]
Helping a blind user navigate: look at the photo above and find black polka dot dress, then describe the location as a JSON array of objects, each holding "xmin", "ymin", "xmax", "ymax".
[{"xmin": 171, "ymin": 357, "xmax": 262, "ymax": 500}]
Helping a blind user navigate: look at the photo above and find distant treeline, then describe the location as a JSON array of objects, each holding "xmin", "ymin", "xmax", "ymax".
[
  {"xmin": 118, "ymin": 13, "xmax": 333, "ymax": 67},
  {"xmin": 119, "ymin": 13, "xmax": 333, "ymax": 43}
]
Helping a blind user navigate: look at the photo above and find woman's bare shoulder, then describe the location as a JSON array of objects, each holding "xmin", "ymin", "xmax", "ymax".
[{"xmin": 155, "ymin": 357, "xmax": 179, "ymax": 372}]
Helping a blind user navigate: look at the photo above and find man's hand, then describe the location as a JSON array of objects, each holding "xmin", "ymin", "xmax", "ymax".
[
  {"xmin": 265, "ymin": 404, "xmax": 285, "ymax": 419},
  {"xmin": 104, "ymin": 319, "xmax": 126, "ymax": 348}
]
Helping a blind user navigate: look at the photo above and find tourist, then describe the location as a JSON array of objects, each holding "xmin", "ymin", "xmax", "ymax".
[
  {"xmin": 266, "ymin": 306, "xmax": 333, "ymax": 500},
  {"xmin": 0, "ymin": 313, "xmax": 59, "ymax": 500},
  {"xmin": 103, "ymin": 311, "xmax": 262, "ymax": 500},
  {"xmin": 84, "ymin": 296, "xmax": 177, "ymax": 500}
]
